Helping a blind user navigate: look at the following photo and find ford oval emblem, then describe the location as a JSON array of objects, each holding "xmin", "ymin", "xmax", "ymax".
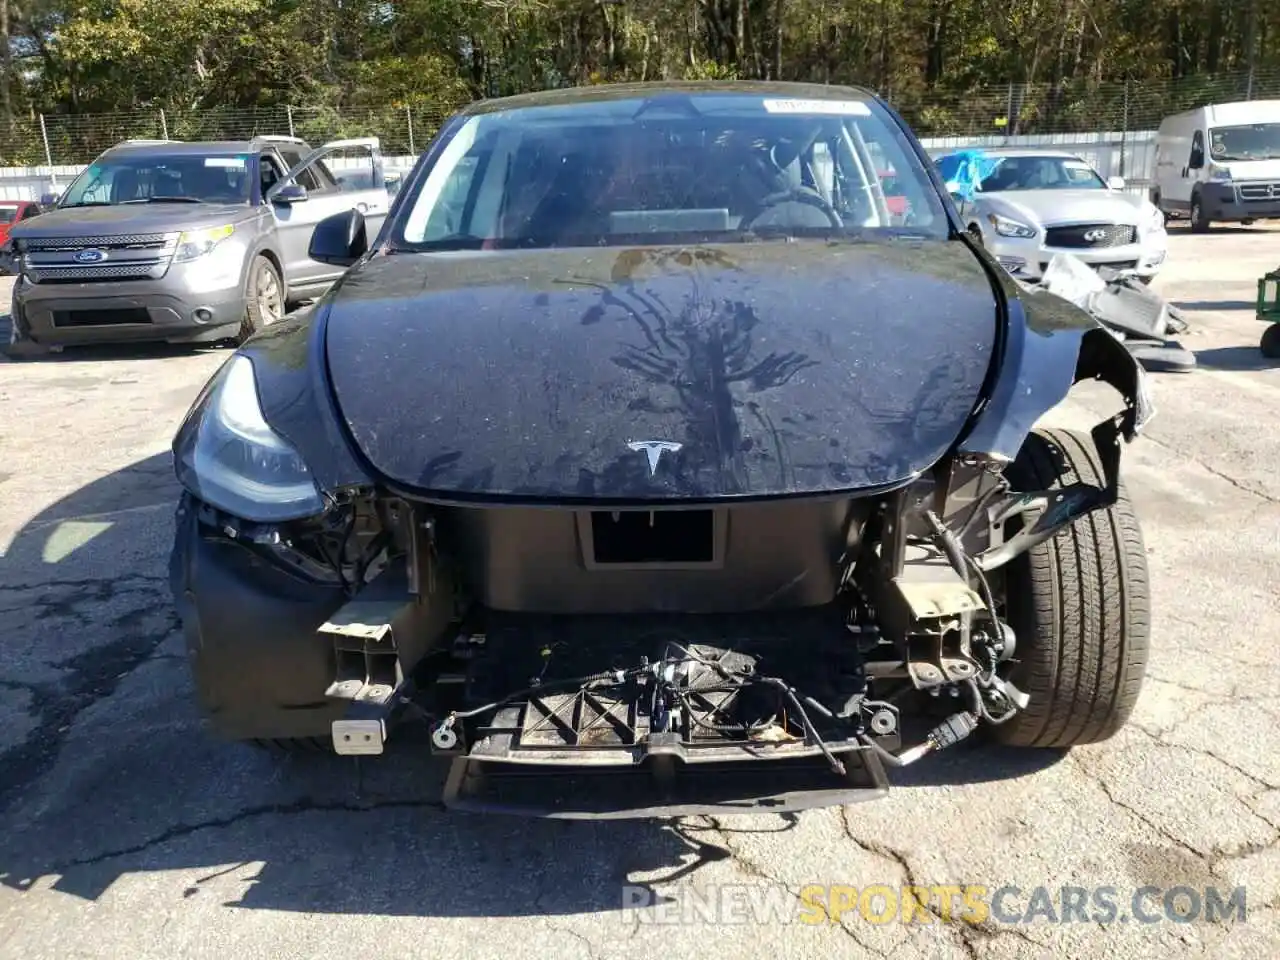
[{"xmin": 74, "ymin": 248, "xmax": 107, "ymax": 264}]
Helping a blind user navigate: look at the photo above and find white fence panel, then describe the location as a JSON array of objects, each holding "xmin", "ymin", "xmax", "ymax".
[{"xmin": 1, "ymin": 131, "xmax": 1160, "ymax": 202}]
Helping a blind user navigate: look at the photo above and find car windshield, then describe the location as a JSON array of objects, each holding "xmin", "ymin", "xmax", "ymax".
[
  {"xmin": 977, "ymin": 156, "xmax": 1107, "ymax": 191},
  {"xmin": 1209, "ymin": 123, "xmax": 1280, "ymax": 161},
  {"xmin": 0, "ymin": 207, "xmax": 16, "ymax": 223},
  {"xmin": 58, "ymin": 153, "xmax": 253, "ymax": 207},
  {"xmin": 392, "ymin": 91, "xmax": 949, "ymax": 251}
]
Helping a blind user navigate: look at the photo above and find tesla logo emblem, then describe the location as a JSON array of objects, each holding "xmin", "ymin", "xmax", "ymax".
[
  {"xmin": 1082, "ymin": 228, "xmax": 1108, "ymax": 242},
  {"xmin": 73, "ymin": 248, "xmax": 107, "ymax": 263},
  {"xmin": 628, "ymin": 440, "xmax": 682, "ymax": 476}
]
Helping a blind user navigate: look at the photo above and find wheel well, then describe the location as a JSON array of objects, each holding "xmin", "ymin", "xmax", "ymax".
[{"xmin": 256, "ymin": 247, "xmax": 285, "ymax": 286}]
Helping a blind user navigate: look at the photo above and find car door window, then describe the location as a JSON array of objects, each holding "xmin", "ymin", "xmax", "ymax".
[
  {"xmin": 277, "ymin": 147, "xmax": 326, "ymax": 192},
  {"xmin": 260, "ymin": 152, "xmax": 287, "ymax": 198},
  {"xmin": 1189, "ymin": 132, "xmax": 1205, "ymax": 170}
]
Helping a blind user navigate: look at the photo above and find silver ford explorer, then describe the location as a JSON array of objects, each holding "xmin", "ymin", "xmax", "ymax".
[{"xmin": 6, "ymin": 135, "xmax": 391, "ymax": 353}]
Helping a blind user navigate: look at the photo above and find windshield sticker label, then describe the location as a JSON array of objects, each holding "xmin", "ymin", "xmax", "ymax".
[
  {"xmin": 205, "ymin": 157, "xmax": 246, "ymax": 168},
  {"xmin": 762, "ymin": 99, "xmax": 871, "ymax": 116}
]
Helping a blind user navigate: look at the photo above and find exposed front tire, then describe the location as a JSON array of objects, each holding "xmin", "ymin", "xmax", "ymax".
[
  {"xmin": 994, "ymin": 428, "xmax": 1151, "ymax": 748},
  {"xmin": 1261, "ymin": 323, "xmax": 1280, "ymax": 359},
  {"xmin": 1189, "ymin": 193, "xmax": 1211, "ymax": 233},
  {"xmin": 237, "ymin": 254, "xmax": 285, "ymax": 344}
]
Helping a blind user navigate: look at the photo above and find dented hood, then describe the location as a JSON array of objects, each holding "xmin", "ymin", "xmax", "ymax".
[{"xmin": 322, "ymin": 240, "xmax": 999, "ymax": 501}]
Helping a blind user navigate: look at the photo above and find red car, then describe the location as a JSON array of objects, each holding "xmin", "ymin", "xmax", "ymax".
[{"xmin": 0, "ymin": 199, "xmax": 43, "ymax": 246}]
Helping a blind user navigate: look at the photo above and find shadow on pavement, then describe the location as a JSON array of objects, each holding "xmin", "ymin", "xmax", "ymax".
[
  {"xmin": 1194, "ymin": 345, "xmax": 1274, "ymax": 371},
  {"xmin": 0, "ymin": 310, "xmax": 233, "ymax": 364},
  {"xmin": 1163, "ymin": 222, "xmax": 1269, "ymax": 236},
  {"xmin": 0, "ymin": 453, "xmax": 1066, "ymax": 916},
  {"xmin": 1170, "ymin": 300, "xmax": 1256, "ymax": 312}
]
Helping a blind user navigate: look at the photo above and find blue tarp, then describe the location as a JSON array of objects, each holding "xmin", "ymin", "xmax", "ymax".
[{"xmin": 934, "ymin": 149, "xmax": 1005, "ymax": 201}]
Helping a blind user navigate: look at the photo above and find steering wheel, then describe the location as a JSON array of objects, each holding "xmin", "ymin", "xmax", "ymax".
[{"xmin": 740, "ymin": 187, "xmax": 844, "ymax": 231}]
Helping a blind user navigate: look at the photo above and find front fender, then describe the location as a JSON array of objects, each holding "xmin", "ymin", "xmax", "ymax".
[
  {"xmin": 953, "ymin": 277, "xmax": 1155, "ymax": 571},
  {"xmin": 958, "ymin": 280, "xmax": 1154, "ymax": 464}
]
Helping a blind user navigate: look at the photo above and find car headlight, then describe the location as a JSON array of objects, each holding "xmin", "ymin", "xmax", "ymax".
[
  {"xmin": 175, "ymin": 224, "xmax": 235, "ymax": 262},
  {"xmin": 987, "ymin": 213, "xmax": 1037, "ymax": 239},
  {"xmin": 1207, "ymin": 166, "xmax": 1232, "ymax": 183},
  {"xmin": 174, "ymin": 354, "xmax": 324, "ymax": 522}
]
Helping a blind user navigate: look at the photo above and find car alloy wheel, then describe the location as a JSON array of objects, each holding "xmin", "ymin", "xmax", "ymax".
[
  {"xmin": 256, "ymin": 263, "xmax": 284, "ymax": 323},
  {"xmin": 237, "ymin": 255, "xmax": 286, "ymax": 344}
]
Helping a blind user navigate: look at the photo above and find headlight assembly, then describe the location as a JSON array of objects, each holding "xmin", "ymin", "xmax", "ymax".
[
  {"xmin": 175, "ymin": 224, "xmax": 235, "ymax": 262},
  {"xmin": 174, "ymin": 354, "xmax": 324, "ymax": 522},
  {"xmin": 987, "ymin": 213, "xmax": 1037, "ymax": 239}
]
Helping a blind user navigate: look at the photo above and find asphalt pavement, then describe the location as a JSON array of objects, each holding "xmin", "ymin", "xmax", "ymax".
[{"xmin": 1, "ymin": 225, "xmax": 1279, "ymax": 959}]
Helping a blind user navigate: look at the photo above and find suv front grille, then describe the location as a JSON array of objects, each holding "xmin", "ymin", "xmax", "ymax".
[
  {"xmin": 33, "ymin": 264, "xmax": 162, "ymax": 283},
  {"xmin": 21, "ymin": 231, "xmax": 179, "ymax": 283},
  {"xmin": 1044, "ymin": 223, "xmax": 1137, "ymax": 249},
  {"xmin": 23, "ymin": 233, "xmax": 172, "ymax": 251}
]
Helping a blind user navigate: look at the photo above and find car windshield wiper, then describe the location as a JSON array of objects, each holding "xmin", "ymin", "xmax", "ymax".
[{"xmin": 120, "ymin": 196, "xmax": 207, "ymax": 204}]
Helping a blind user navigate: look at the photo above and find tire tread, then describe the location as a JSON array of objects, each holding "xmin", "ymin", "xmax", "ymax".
[{"xmin": 996, "ymin": 428, "xmax": 1150, "ymax": 748}]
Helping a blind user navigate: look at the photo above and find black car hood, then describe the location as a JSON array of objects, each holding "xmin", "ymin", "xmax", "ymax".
[
  {"xmin": 9, "ymin": 203, "xmax": 254, "ymax": 238},
  {"xmin": 323, "ymin": 240, "xmax": 999, "ymax": 501}
]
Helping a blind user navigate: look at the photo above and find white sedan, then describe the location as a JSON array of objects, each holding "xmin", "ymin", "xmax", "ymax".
[{"xmin": 935, "ymin": 149, "xmax": 1169, "ymax": 283}]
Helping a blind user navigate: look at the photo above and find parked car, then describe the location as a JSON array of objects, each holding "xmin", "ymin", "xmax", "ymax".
[
  {"xmin": 0, "ymin": 199, "xmax": 44, "ymax": 275},
  {"xmin": 6, "ymin": 135, "xmax": 390, "ymax": 353},
  {"xmin": 935, "ymin": 148, "xmax": 1168, "ymax": 284},
  {"xmin": 1152, "ymin": 99, "xmax": 1280, "ymax": 231},
  {"xmin": 169, "ymin": 80, "xmax": 1151, "ymax": 819}
]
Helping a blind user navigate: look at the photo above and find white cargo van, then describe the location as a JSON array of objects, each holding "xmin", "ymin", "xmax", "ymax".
[{"xmin": 1151, "ymin": 99, "xmax": 1280, "ymax": 232}]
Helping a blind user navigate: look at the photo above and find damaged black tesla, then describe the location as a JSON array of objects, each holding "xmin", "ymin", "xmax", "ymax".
[{"xmin": 168, "ymin": 81, "xmax": 1154, "ymax": 819}]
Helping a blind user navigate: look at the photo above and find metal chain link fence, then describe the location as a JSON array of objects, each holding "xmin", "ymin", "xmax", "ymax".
[{"xmin": 2, "ymin": 64, "xmax": 1279, "ymax": 168}]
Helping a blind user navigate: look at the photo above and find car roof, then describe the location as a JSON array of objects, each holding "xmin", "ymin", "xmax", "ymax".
[
  {"xmin": 98, "ymin": 138, "xmax": 308, "ymax": 159},
  {"xmin": 459, "ymin": 80, "xmax": 881, "ymax": 116}
]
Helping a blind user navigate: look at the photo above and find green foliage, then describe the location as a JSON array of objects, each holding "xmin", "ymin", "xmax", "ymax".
[{"xmin": 0, "ymin": 0, "xmax": 1277, "ymax": 163}]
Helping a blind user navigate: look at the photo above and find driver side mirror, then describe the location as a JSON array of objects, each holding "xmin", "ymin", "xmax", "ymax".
[
  {"xmin": 271, "ymin": 182, "xmax": 309, "ymax": 205},
  {"xmin": 310, "ymin": 208, "xmax": 368, "ymax": 267},
  {"xmin": 1107, "ymin": 175, "xmax": 1126, "ymax": 190}
]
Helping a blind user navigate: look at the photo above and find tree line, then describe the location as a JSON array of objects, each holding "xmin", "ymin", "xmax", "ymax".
[{"xmin": 0, "ymin": 0, "xmax": 1275, "ymax": 149}]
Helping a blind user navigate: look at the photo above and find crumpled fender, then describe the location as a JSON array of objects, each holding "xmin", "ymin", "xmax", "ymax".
[
  {"xmin": 951, "ymin": 274, "xmax": 1155, "ymax": 571},
  {"xmin": 957, "ymin": 279, "xmax": 1154, "ymax": 464}
]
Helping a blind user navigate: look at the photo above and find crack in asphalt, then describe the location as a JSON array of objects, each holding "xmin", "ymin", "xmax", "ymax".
[
  {"xmin": 1133, "ymin": 425, "xmax": 1280, "ymax": 505},
  {"xmin": 836, "ymin": 807, "xmax": 1050, "ymax": 959},
  {"xmin": 31, "ymin": 797, "xmax": 447, "ymax": 877},
  {"xmin": 696, "ymin": 815, "xmax": 882, "ymax": 956},
  {"xmin": 1071, "ymin": 752, "xmax": 1280, "ymax": 874},
  {"xmin": 1129, "ymin": 723, "xmax": 1280, "ymax": 792},
  {"xmin": 540, "ymin": 919, "xmax": 601, "ymax": 960},
  {"xmin": 532, "ymin": 887, "xmax": 604, "ymax": 959}
]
